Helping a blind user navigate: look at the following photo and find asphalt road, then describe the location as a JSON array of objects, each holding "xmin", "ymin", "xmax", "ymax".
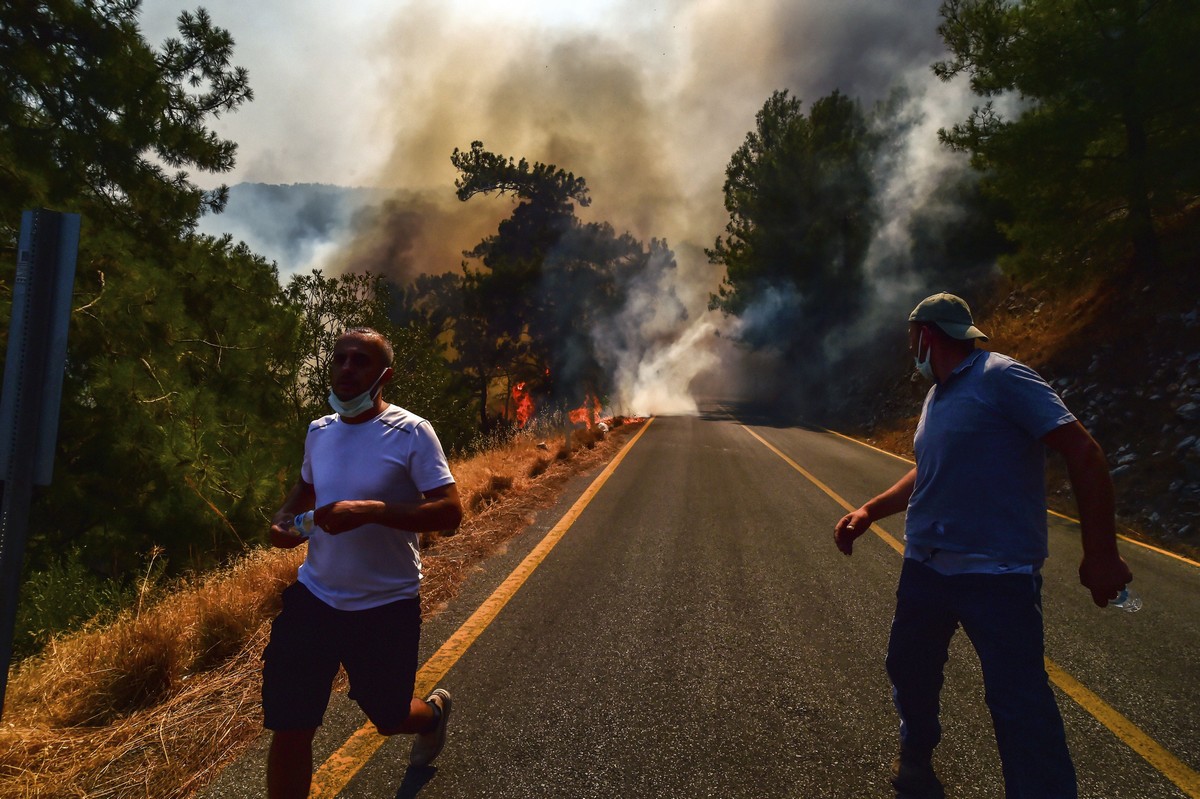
[{"xmin": 204, "ymin": 402, "xmax": 1200, "ymax": 798}]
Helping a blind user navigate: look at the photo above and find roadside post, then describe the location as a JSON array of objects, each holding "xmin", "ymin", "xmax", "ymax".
[{"xmin": 0, "ymin": 210, "xmax": 81, "ymax": 716}]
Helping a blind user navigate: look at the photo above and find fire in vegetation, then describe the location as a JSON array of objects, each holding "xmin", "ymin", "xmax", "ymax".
[
  {"xmin": 511, "ymin": 381, "xmax": 535, "ymax": 428},
  {"xmin": 506, "ymin": 380, "xmax": 607, "ymax": 431},
  {"xmin": 568, "ymin": 395, "xmax": 603, "ymax": 428}
]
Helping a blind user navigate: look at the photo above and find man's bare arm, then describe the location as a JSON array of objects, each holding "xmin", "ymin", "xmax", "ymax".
[
  {"xmin": 1042, "ymin": 421, "xmax": 1132, "ymax": 606},
  {"xmin": 834, "ymin": 467, "xmax": 917, "ymax": 556},
  {"xmin": 314, "ymin": 483, "xmax": 464, "ymax": 535}
]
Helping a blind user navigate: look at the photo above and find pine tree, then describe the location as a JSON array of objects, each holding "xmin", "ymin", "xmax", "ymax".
[{"xmin": 935, "ymin": 0, "xmax": 1200, "ymax": 276}]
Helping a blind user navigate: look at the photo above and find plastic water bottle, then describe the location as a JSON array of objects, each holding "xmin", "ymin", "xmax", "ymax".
[
  {"xmin": 1110, "ymin": 587, "xmax": 1142, "ymax": 613},
  {"xmin": 291, "ymin": 510, "xmax": 315, "ymax": 538}
]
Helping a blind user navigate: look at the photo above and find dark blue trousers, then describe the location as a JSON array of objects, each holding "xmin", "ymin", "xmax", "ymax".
[{"xmin": 886, "ymin": 558, "xmax": 1078, "ymax": 799}]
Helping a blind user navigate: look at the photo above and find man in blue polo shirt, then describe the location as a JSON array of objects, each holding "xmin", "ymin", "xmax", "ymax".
[{"xmin": 834, "ymin": 293, "xmax": 1134, "ymax": 799}]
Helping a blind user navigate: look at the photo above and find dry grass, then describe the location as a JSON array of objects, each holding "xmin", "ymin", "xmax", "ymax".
[
  {"xmin": 0, "ymin": 420, "xmax": 641, "ymax": 798},
  {"xmin": 0, "ymin": 546, "xmax": 302, "ymax": 797},
  {"xmin": 418, "ymin": 422, "xmax": 625, "ymax": 617}
]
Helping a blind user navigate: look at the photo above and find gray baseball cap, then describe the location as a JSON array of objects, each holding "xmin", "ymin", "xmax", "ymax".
[{"xmin": 908, "ymin": 293, "xmax": 989, "ymax": 341}]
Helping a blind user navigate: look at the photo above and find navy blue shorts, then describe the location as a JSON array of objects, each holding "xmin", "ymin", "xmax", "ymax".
[{"xmin": 262, "ymin": 582, "xmax": 421, "ymax": 731}]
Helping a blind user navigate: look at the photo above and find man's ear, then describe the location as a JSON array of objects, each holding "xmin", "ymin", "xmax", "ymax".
[{"xmin": 380, "ymin": 366, "xmax": 395, "ymax": 385}]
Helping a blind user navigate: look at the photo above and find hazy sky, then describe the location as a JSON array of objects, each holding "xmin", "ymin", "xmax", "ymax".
[
  {"xmin": 139, "ymin": 0, "xmax": 952, "ymax": 244},
  {"xmin": 138, "ymin": 0, "xmax": 972, "ymax": 413}
]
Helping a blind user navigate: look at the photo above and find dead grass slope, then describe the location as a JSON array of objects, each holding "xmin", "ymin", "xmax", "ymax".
[{"xmin": 0, "ymin": 421, "xmax": 640, "ymax": 798}]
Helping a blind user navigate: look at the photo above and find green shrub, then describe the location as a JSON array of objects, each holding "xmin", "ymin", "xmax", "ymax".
[{"xmin": 14, "ymin": 548, "xmax": 159, "ymax": 661}]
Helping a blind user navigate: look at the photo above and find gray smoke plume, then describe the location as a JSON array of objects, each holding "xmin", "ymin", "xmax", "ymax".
[{"xmin": 160, "ymin": 0, "xmax": 982, "ymax": 414}]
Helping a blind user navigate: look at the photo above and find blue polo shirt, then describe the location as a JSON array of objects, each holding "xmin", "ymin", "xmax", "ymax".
[{"xmin": 905, "ymin": 350, "xmax": 1076, "ymax": 563}]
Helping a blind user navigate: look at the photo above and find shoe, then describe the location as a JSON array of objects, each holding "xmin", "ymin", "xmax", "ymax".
[
  {"xmin": 890, "ymin": 750, "xmax": 944, "ymax": 798},
  {"xmin": 409, "ymin": 688, "xmax": 452, "ymax": 767}
]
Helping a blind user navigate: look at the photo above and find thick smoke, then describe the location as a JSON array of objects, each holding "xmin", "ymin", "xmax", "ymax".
[
  {"xmin": 710, "ymin": 72, "xmax": 997, "ymax": 415},
  {"xmin": 842, "ymin": 72, "xmax": 1000, "ymax": 357},
  {"xmin": 588, "ymin": 242, "xmax": 714, "ymax": 416},
  {"xmin": 169, "ymin": 0, "xmax": 979, "ymax": 414}
]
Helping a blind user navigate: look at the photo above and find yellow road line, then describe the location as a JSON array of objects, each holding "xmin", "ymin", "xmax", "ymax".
[
  {"xmin": 309, "ymin": 418, "xmax": 655, "ymax": 798},
  {"xmin": 743, "ymin": 427, "xmax": 903, "ymax": 556},
  {"xmin": 820, "ymin": 426, "xmax": 1200, "ymax": 569},
  {"xmin": 820, "ymin": 426, "xmax": 915, "ymax": 465},
  {"xmin": 1044, "ymin": 660, "xmax": 1200, "ymax": 795},
  {"xmin": 743, "ymin": 423, "xmax": 1200, "ymax": 798}
]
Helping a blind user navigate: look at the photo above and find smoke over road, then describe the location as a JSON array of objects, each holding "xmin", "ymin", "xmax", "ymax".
[{"xmin": 171, "ymin": 0, "xmax": 984, "ymax": 416}]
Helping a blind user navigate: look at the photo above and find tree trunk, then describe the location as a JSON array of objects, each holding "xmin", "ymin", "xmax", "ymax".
[
  {"xmin": 1119, "ymin": 9, "xmax": 1162, "ymax": 272},
  {"xmin": 1124, "ymin": 109, "xmax": 1161, "ymax": 271},
  {"xmin": 477, "ymin": 379, "xmax": 491, "ymax": 432}
]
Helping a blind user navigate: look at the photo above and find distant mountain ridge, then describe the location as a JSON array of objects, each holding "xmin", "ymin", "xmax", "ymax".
[{"xmin": 195, "ymin": 182, "xmax": 386, "ymax": 278}]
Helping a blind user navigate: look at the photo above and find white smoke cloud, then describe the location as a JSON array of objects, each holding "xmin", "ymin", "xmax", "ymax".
[
  {"xmin": 833, "ymin": 71, "xmax": 984, "ymax": 358},
  {"xmin": 591, "ymin": 241, "xmax": 726, "ymax": 415},
  {"xmin": 619, "ymin": 315, "xmax": 722, "ymax": 416}
]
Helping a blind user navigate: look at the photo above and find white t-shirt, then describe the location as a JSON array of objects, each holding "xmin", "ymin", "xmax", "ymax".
[{"xmin": 296, "ymin": 404, "xmax": 455, "ymax": 610}]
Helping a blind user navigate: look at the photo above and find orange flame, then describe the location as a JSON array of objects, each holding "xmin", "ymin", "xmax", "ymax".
[
  {"xmin": 568, "ymin": 395, "xmax": 603, "ymax": 427},
  {"xmin": 512, "ymin": 381, "xmax": 535, "ymax": 428}
]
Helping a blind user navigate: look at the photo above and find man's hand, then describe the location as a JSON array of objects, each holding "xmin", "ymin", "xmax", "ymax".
[
  {"xmin": 835, "ymin": 508, "xmax": 871, "ymax": 556},
  {"xmin": 313, "ymin": 500, "xmax": 382, "ymax": 535},
  {"xmin": 834, "ymin": 468, "xmax": 914, "ymax": 556},
  {"xmin": 269, "ymin": 479, "xmax": 317, "ymax": 548},
  {"xmin": 1079, "ymin": 553, "xmax": 1134, "ymax": 607},
  {"xmin": 269, "ymin": 510, "xmax": 306, "ymax": 549},
  {"xmin": 267, "ymin": 500, "xmax": 385, "ymax": 542}
]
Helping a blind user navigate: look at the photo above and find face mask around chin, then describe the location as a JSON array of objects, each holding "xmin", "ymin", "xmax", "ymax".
[{"xmin": 328, "ymin": 369, "xmax": 388, "ymax": 417}]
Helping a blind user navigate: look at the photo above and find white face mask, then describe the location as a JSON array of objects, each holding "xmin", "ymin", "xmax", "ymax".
[
  {"xmin": 328, "ymin": 369, "xmax": 388, "ymax": 417},
  {"xmin": 913, "ymin": 329, "xmax": 935, "ymax": 382}
]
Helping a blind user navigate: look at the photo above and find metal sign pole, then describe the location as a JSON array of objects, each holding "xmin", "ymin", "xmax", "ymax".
[{"xmin": 0, "ymin": 210, "xmax": 80, "ymax": 716}]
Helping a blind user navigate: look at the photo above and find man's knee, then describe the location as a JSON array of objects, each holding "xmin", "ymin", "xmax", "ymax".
[
  {"xmin": 271, "ymin": 728, "xmax": 318, "ymax": 751},
  {"xmin": 885, "ymin": 642, "xmax": 929, "ymax": 684},
  {"xmin": 985, "ymin": 680, "xmax": 1059, "ymax": 724}
]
